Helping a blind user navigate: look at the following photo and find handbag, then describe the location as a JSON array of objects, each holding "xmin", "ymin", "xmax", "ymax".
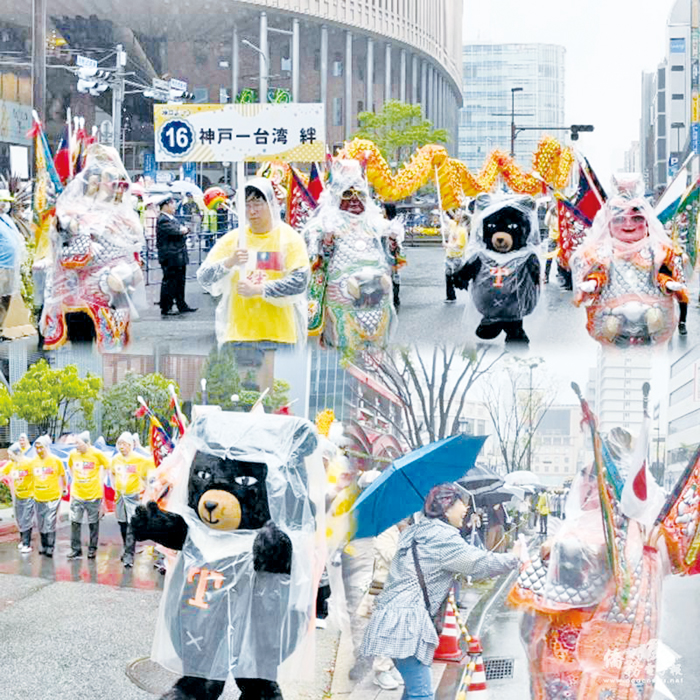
[{"xmin": 411, "ymin": 539, "xmax": 449, "ymax": 635}]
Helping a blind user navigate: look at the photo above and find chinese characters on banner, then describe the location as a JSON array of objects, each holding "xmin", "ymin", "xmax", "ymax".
[{"xmin": 153, "ymin": 103, "xmax": 325, "ymax": 163}]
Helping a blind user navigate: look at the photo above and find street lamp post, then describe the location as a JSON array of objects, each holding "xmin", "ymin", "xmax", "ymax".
[
  {"xmin": 242, "ymin": 39, "xmax": 269, "ymax": 103},
  {"xmin": 510, "ymin": 87, "xmax": 523, "ymax": 158}
]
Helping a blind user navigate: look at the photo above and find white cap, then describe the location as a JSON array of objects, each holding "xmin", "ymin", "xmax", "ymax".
[
  {"xmin": 77, "ymin": 430, "xmax": 91, "ymax": 444},
  {"xmin": 35, "ymin": 435, "xmax": 52, "ymax": 448},
  {"xmin": 117, "ymin": 431, "xmax": 135, "ymax": 446}
]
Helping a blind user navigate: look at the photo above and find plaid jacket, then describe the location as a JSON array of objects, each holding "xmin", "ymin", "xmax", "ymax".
[{"xmin": 360, "ymin": 517, "xmax": 518, "ymax": 665}]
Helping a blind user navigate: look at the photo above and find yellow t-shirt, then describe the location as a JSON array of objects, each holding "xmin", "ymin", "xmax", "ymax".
[
  {"xmin": 446, "ymin": 221, "xmax": 467, "ymax": 259},
  {"xmin": 110, "ymin": 452, "xmax": 154, "ymax": 497},
  {"xmin": 68, "ymin": 446, "xmax": 109, "ymax": 501},
  {"xmin": 206, "ymin": 223, "xmax": 309, "ymax": 343},
  {"xmin": 31, "ymin": 455, "xmax": 66, "ymax": 502},
  {"xmin": 1, "ymin": 458, "xmax": 34, "ymax": 500}
]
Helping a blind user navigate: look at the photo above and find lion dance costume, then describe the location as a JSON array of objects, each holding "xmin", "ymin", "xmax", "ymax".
[{"xmin": 40, "ymin": 144, "xmax": 145, "ymax": 351}]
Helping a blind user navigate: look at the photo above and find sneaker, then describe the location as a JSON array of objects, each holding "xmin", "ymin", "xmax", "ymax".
[
  {"xmin": 67, "ymin": 550, "xmax": 82, "ymax": 559},
  {"xmin": 678, "ymin": 321, "xmax": 688, "ymax": 336},
  {"xmin": 315, "ymin": 618, "xmax": 327, "ymax": 629},
  {"xmin": 374, "ymin": 671, "xmax": 399, "ymax": 691},
  {"xmin": 87, "ymin": 550, "xmax": 97, "ymax": 560},
  {"xmin": 123, "ymin": 553, "xmax": 134, "ymax": 568},
  {"xmin": 444, "ymin": 298, "xmax": 457, "ymax": 304},
  {"xmin": 19, "ymin": 544, "xmax": 32, "ymax": 554}
]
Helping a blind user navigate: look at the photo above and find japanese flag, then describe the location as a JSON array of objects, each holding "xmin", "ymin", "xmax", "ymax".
[{"xmin": 620, "ymin": 412, "xmax": 666, "ymax": 529}]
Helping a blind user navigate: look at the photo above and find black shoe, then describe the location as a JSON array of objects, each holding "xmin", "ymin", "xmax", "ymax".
[
  {"xmin": 67, "ymin": 550, "xmax": 82, "ymax": 559},
  {"xmin": 161, "ymin": 309, "xmax": 179, "ymax": 317},
  {"xmin": 678, "ymin": 321, "xmax": 688, "ymax": 336},
  {"xmin": 87, "ymin": 550, "xmax": 97, "ymax": 559},
  {"xmin": 179, "ymin": 306, "xmax": 197, "ymax": 313}
]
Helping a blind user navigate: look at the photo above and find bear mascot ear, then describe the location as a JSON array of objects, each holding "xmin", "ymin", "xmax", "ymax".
[
  {"xmin": 513, "ymin": 195, "xmax": 537, "ymax": 212},
  {"xmin": 474, "ymin": 193, "xmax": 492, "ymax": 212}
]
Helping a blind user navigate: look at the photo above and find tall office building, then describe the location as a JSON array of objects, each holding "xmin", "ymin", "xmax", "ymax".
[
  {"xmin": 592, "ymin": 350, "xmax": 653, "ymax": 438},
  {"xmin": 639, "ymin": 0, "xmax": 692, "ymax": 192},
  {"xmin": 459, "ymin": 43, "xmax": 566, "ymax": 169}
]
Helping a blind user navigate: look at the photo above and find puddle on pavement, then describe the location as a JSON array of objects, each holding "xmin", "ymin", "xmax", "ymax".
[{"xmin": 0, "ymin": 513, "xmax": 166, "ymax": 591}]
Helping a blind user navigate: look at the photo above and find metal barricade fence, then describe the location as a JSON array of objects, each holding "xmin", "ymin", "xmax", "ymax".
[{"xmin": 142, "ymin": 212, "xmax": 238, "ymax": 286}]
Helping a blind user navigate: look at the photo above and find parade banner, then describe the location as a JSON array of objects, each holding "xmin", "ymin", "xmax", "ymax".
[{"xmin": 153, "ymin": 103, "xmax": 325, "ymax": 163}]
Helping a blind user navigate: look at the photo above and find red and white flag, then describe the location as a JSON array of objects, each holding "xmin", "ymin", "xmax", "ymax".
[{"xmin": 620, "ymin": 411, "xmax": 666, "ymax": 529}]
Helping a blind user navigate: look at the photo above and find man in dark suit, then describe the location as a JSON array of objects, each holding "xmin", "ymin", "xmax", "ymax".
[{"xmin": 156, "ymin": 195, "xmax": 197, "ymax": 316}]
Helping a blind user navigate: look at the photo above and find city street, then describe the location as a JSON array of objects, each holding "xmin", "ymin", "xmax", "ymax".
[{"xmin": 127, "ymin": 245, "xmax": 700, "ymax": 362}]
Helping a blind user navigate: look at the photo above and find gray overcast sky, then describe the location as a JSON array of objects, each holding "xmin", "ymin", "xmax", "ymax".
[{"xmin": 462, "ymin": 0, "xmax": 677, "ymax": 186}]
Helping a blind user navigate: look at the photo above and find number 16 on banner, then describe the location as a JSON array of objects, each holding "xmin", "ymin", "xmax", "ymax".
[{"xmin": 159, "ymin": 119, "xmax": 195, "ymax": 157}]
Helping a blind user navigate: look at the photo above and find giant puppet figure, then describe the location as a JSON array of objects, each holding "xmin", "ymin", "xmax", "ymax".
[
  {"xmin": 303, "ymin": 160, "xmax": 395, "ymax": 353},
  {"xmin": 40, "ymin": 145, "xmax": 145, "ymax": 351},
  {"xmin": 571, "ymin": 177, "xmax": 688, "ymax": 347},
  {"xmin": 509, "ymin": 383, "xmax": 700, "ymax": 700}
]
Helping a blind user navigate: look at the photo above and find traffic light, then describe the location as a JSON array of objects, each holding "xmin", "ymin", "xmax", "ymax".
[
  {"xmin": 77, "ymin": 69, "xmax": 112, "ymax": 95},
  {"xmin": 570, "ymin": 124, "xmax": 594, "ymax": 141}
]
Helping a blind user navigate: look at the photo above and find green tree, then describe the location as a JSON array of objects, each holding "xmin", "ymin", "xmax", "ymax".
[
  {"xmin": 101, "ymin": 371, "xmax": 180, "ymax": 445},
  {"xmin": 352, "ymin": 99, "xmax": 449, "ymax": 166},
  {"xmin": 0, "ymin": 383, "xmax": 13, "ymax": 427},
  {"xmin": 11, "ymin": 360, "xmax": 102, "ymax": 439},
  {"xmin": 198, "ymin": 346, "xmax": 291, "ymax": 413}
]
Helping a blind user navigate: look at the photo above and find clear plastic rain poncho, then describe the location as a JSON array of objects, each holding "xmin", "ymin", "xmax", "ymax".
[
  {"xmin": 455, "ymin": 193, "xmax": 542, "ymax": 337},
  {"xmin": 303, "ymin": 159, "xmax": 395, "ymax": 352},
  {"xmin": 570, "ymin": 176, "xmax": 688, "ymax": 347},
  {"xmin": 151, "ymin": 411, "xmax": 326, "ymax": 683},
  {"xmin": 197, "ymin": 177, "xmax": 309, "ymax": 347},
  {"xmin": 39, "ymin": 144, "xmax": 146, "ymax": 351}
]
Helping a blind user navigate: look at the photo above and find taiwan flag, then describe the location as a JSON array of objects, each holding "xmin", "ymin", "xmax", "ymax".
[
  {"xmin": 257, "ymin": 251, "xmax": 283, "ymax": 271},
  {"xmin": 308, "ymin": 162, "xmax": 324, "ymax": 202}
]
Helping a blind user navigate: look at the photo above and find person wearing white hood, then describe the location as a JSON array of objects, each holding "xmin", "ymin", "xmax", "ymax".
[{"xmin": 197, "ymin": 177, "xmax": 310, "ymax": 346}]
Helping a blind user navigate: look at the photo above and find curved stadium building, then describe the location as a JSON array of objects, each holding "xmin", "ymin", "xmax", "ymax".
[{"xmin": 1, "ymin": 1, "xmax": 463, "ymax": 176}]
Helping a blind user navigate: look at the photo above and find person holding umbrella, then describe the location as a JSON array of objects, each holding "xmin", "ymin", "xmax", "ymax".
[{"xmin": 360, "ymin": 482, "xmax": 523, "ymax": 699}]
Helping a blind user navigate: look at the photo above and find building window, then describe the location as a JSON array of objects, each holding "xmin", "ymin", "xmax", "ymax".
[
  {"xmin": 671, "ymin": 65, "xmax": 684, "ymax": 71},
  {"xmin": 333, "ymin": 97, "xmax": 343, "ymax": 125},
  {"xmin": 332, "ymin": 53, "xmax": 343, "ymax": 77},
  {"xmin": 314, "ymin": 49, "xmax": 320, "ymax": 71},
  {"xmin": 193, "ymin": 87, "xmax": 209, "ymax": 103},
  {"xmin": 672, "ymin": 93, "xmax": 684, "ymax": 100}
]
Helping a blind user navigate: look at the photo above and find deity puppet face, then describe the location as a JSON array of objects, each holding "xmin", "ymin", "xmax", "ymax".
[{"xmin": 609, "ymin": 203, "xmax": 648, "ymax": 244}]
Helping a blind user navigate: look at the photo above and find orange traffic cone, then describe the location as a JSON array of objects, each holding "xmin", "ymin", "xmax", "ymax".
[
  {"xmin": 465, "ymin": 636, "xmax": 488, "ymax": 697},
  {"xmin": 433, "ymin": 601, "xmax": 465, "ymax": 662}
]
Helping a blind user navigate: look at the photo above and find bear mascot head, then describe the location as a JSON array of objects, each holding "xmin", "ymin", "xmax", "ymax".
[
  {"xmin": 453, "ymin": 194, "xmax": 541, "ymax": 344},
  {"xmin": 132, "ymin": 410, "xmax": 325, "ymax": 700}
]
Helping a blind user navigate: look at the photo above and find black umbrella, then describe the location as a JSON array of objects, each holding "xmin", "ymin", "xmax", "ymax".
[{"xmin": 457, "ymin": 464, "xmax": 504, "ymax": 495}]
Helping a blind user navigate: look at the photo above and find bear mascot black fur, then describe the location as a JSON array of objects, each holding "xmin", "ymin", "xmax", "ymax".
[
  {"xmin": 131, "ymin": 411, "xmax": 322, "ymax": 700},
  {"xmin": 453, "ymin": 194, "xmax": 541, "ymax": 344}
]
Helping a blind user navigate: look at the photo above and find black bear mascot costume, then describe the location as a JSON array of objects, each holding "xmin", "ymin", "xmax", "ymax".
[
  {"xmin": 132, "ymin": 411, "xmax": 325, "ymax": 700},
  {"xmin": 454, "ymin": 194, "xmax": 541, "ymax": 344}
]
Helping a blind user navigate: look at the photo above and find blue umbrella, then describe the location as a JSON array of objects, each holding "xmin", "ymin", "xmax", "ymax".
[{"xmin": 350, "ymin": 434, "xmax": 487, "ymax": 540}]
